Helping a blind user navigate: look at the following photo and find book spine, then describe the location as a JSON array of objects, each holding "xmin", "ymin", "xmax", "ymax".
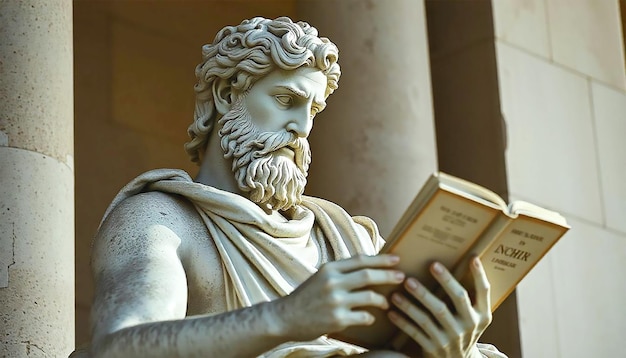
[{"xmin": 451, "ymin": 214, "xmax": 513, "ymax": 279}]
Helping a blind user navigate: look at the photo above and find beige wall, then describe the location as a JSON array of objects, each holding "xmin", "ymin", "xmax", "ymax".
[{"xmin": 492, "ymin": 0, "xmax": 626, "ymax": 357}]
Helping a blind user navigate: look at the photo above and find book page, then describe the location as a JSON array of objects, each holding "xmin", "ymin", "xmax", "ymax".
[
  {"xmin": 383, "ymin": 190, "xmax": 501, "ymax": 289},
  {"xmin": 334, "ymin": 189, "xmax": 502, "ymax": 349},
  {"xmin": 476, "ymin": 216, "xmax": 569, "ymax": 311}
]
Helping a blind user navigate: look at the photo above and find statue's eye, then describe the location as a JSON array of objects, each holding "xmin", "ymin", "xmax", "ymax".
[{"xmin": 275, "ymin": 95, "xmax": 292, "ymax": 107}]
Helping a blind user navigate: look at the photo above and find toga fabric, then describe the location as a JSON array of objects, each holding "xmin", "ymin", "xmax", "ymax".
[{"xmin": 101, "ymin": 169, "xmax": 507, "ymax": 358}]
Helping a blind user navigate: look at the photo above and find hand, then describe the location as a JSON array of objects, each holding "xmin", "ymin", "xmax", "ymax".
[
  {"xmin": 355, "ymin": 350, "xmax": 409, "ymax": 357},
  {"xmin": 388, "ymin": 258, "xmax": 492, "ymax": 358},
  {"xmin": 276, "ymin": 254, "xmax": 405, "ymax": 342}
]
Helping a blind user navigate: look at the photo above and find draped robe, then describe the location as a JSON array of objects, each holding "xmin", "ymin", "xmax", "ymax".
[{"xmin": 99, "ymin": 169, "xmax": 507, "ymax": 358}]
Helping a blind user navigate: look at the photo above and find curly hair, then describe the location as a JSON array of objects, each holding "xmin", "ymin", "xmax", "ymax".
[{"xmin": 184, "ymin": 16, "xmax": 341, "ymax": 164}]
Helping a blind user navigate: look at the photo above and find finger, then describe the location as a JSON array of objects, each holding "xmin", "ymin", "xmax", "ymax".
[
  {"xmin": 391, "ymin": 292, "xmax": 448, "ymax": 346},
  {"xmin": 387, "ymin": 310, "xmax": 436, "ymax": 353},
  {"xmin": 342, "ymin": 268, "xmax": 405, "ymax": 291},
  {"xmin": 402, "ymin": 278, "xmax": 460, "ymax": 338},
  {"xmin": 328, "ymin": 254, "xmax": 400, "ymax": 273},
  {"xmin": 430, "ymin": 262, "xmax": 473, "ymax": 321},
  {"xmin": 470, "ymin": 257, "xmax": 491, "ymax": 314},
  {"xmin": 340, "ymin": 309, "xmax": 376, "ymax": 327},
  {"xmin": 344, "ymin": 290, "xmax": 390, "ymax": 310}
]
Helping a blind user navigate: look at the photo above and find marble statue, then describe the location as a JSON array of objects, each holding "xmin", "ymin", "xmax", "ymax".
[{"xmin": 86, "ymin": 17, "xmax": 507, "ymax": 358}]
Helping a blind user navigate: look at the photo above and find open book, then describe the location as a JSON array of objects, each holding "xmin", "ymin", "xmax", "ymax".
[{"xmin": 331, "ymin": 172, "xmax": 570, "ymax": 349}]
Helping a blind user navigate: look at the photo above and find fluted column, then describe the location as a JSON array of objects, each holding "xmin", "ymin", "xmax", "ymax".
[
  {"xmin": 0, "ymin": 1, "xmax": 75, "ymax": 356},
  {"xmin": 297, "ymin": 0, "xmax": 438, "ymax": 235}
]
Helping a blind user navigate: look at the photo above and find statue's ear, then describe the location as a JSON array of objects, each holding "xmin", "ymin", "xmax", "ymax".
[{"xmin": 212, "ymin": 78, "xmax": 233, "ymax": 115}]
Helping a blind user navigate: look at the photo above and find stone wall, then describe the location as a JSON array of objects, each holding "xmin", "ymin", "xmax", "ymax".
[{"xmin": 493, "ymin": 1, "xmax": 626, "ymax": 357}]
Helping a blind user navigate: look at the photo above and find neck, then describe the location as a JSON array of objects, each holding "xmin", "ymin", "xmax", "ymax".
[{"xmin": 194, "ymin": 129, "xmax": 240, "ymax": 194}]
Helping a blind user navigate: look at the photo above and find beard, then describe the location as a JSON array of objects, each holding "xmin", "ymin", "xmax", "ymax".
[{"xmin": 217, "ymin": 97, "xmax": 311, "ymax": 211}]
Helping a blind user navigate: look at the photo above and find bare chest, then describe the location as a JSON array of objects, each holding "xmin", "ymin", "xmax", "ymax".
[{"xmin": 180, "ymin": 225, "xmax": 323, "ymax": 316}]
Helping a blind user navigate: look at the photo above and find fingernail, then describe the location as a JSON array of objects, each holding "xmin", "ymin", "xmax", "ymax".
[
  {"xmin": 406, "ymin": 278, "xmax": 419, "ymax": 290},
  {"xmin": 392, "ymin": 293, "xmax": 403, "ymax": 304},
  {"xmin": 389, "ymin": 255, "xmax": 400, "ymax": 263},
  {"xmin": 395, "ymin": 271, "xmax": 405, "ymax": 282},
  {"xmin": 433, "ymin": 262, "xmax": 444, "ymax": 274},
  {"xmin": 382, "ymin": 298, "xmax": 390, "ymax": 310},
  {"xmin": 473, "ymin": 257, "xmax": 482, "ymax": 268}
]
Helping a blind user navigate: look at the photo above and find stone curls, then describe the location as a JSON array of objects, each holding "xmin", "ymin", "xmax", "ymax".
[{"xmin": 185, "ymin": 17, "xmax": 341, "ymax": 164}]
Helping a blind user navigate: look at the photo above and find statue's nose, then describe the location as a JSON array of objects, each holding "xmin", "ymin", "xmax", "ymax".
[{"xmin": 286, "ymin": 110, "xmax": 312, "ymax": 138}]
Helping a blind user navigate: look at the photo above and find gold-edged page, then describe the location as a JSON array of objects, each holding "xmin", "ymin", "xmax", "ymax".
[
  {"xmin": 438, "ymin": 172, "xmax": 508, "ymax": 210},
  {"xmin": 509, "ymin": 200, "xmax": 569, "ymax": 227},
  {"xmin": 476, "ymin": 216, "xmax": 569, "ymax": 311}
]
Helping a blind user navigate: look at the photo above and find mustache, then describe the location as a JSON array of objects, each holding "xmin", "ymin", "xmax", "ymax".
[
  {"xmin": 218, "ymin": 97, "xmax": 311, "ymax": 174},
  {"xmin": 251, "ymin": 131, "xmax": 310, "ymax": 173}
]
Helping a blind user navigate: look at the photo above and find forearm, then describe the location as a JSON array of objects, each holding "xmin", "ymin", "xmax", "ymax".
[{"xmin": 92, "ymin": 301, "xmax": 288, "ymax": 358}]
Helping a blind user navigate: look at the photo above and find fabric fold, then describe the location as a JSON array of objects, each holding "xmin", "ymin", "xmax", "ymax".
[
  {"xmin": 101, "ymin": 169, "xmax": 377, "ymax": 356},
  {"xmin": 101, "ymin": 169, "xmax": 507, "ymax": 358}
]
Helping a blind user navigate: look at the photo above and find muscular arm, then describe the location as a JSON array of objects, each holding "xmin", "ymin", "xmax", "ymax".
[
  {"xmin": 94, "ymin": 302, "xmax": 289, "ymax": 358},
  {"xmin": 91, "ymin": 193, "xmax": 298, "ymax": 357},
  {"xmin": 90, "ymin": 193, "xmax": 405, "ymax": 357}
]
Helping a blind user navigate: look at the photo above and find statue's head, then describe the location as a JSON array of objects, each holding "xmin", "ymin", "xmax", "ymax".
[{"xmin": 186, "ymin": 17, "xmax": 341, "ymax": 211}]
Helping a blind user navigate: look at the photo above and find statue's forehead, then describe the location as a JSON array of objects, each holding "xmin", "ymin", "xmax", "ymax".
[
  {"xmin": 272, "ymin": 67, "xmax": 327, "ymax": 86},
  {"xmin": 263, "ymin": 67, "xmax": 328, "ymax": 103}
]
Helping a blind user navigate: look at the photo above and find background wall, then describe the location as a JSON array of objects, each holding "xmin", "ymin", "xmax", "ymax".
[{"xmin": 492, "ymin": 1, "xmax": 626, "ymax": 357}]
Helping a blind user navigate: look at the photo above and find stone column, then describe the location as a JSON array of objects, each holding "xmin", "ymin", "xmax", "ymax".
[
  {"xmin": 425, "ymin": 2, "xmax": 521, "ymax": 355},
  {"xmin": 296, "ymin": 0, "xmax": 438, "ymax": 235},
  {"xmin": 0, "ymin": 1, "xmax": 75, "ymax": 357}
]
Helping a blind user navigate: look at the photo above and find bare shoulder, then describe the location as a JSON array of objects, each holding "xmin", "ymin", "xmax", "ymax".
[
  {"xmin": 100, "ymin": 190, "xmax": 203, "ymax": 230},
  {"xmin": 91, "ymin": 191, "xmax": 223, "ymax": 339},
  {"xmin": 93, "ymin": 191, "xmax": 209, "ymax": 270}
]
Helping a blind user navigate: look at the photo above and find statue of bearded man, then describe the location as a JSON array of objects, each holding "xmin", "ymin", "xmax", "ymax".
[{"xmin": 86, "ymin": 17, "xmax": 507, "ymax": 358}]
